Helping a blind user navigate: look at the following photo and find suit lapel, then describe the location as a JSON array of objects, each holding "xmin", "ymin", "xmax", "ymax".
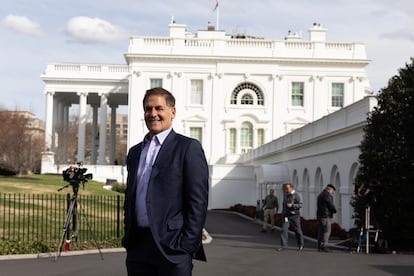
[
  {"xmin": 150, "ymin": 130, "xmax": 177, "ymax": 180},
  {"xmin": 128, "ymin": 144, "xmax": 142, "ymax": 196}
]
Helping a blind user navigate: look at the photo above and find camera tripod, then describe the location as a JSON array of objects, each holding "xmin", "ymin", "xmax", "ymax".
[
  {"xmin": 356, "ymin": 205, "xmax": 386, "ymax": 254},
  {"xmin": 55, "ymin": 182, "xmax": 104, "ymax": 261}
]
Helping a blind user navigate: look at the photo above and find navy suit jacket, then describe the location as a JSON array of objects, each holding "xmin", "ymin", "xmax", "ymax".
[{"xmin": 122, "ymin": 130, "xmax": 209, "ymax": 264}]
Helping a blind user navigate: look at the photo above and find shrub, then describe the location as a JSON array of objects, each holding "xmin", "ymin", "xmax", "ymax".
[
  {"xmin": 111, "ymin": 182, "xmax": 126, "ymax": 193},
  {"xmin": 0, "ymin": 163, "xmax": 16, "ymax": 176},
  {"xmin": 229, "ymin": 204, "xmax": 349, "ymax": 240},
  {"xmin": 229, "ymin": 204, "xmax": 256, "ymax": 218}
]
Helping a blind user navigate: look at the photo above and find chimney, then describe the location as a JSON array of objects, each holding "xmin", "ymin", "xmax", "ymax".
[
  {"xmin": 308, "ymin": 22, "xmax": 327, "ymax": 42},
  {"xmin": 169, "ymin": 22, "xmax": 187, "ymax": 38}
]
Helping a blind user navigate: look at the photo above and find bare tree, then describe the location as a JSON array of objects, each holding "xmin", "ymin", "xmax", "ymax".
[{"xmin": 0, "ymin": 110, "xmax": 44, "ymax": 174}]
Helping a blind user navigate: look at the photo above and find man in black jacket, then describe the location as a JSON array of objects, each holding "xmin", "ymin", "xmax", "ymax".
[
  {"xmin": 278, "ymin": 183, "xmax": 304, "ymax": 251},
  {"xmin": 317, "ymin": 184, "xmax": 337, "ymax": 252}
]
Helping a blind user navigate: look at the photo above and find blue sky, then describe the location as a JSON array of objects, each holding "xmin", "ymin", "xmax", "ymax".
[{"xmin": 1, "ymin": 0, "xmax": 413, "ymax": 120}]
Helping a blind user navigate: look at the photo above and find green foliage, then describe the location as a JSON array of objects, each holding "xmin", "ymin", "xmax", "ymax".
[
  {"xmin": 0, "ymin": 163, "xmax": 16, "ymax": 176},
  {"xmin": 352, "ymin": 58, "xmax": 414, "ymax": 247},
  {"xmin": 0, "ymin": 240, "xmax": 51, "ymax": 255},
  {"xmin": 0, "ymin": 238, "xmax": 122, "ymax": 255},
  {"xmin": 0, "ymin": 174, "xmax": 120, "ymax": 196},
  {"xmin": 0, "ymin": 174, "xmax": 124, "ymax": 255},
  {"xmin": 111, "ymin": 182, "xmax": 126, "ymax": 194}
]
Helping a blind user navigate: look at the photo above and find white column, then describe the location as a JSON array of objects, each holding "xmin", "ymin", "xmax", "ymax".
[
  {"xmin": 253, "ymin": 127, "xmax": 258, "ymax": 149},
  {"xmin": 77, "ymin": 91, "xmax": 88, "ymax": 163},
  {"xmin": 225, "ymin": 127, "xmax": 230, "ymax": 155},
  {"xmin": 128, "ymin": 71, "xmax": 144, "ymax": 149},
  {"xmin": 44, "ymin": 91, "xmax": 55, "ymax": 151},
  {"xmin": 56, "ymin": 101, "xmax": 64, "ymax": 163},
  {"xmin": 62, "ymin": 104, "xmax": 70, "ymax": 163},
  {"xmin": 110, "ymin": 105, "xmax": 118, "ymax": 164},
  {"xmin": 272, "ymin": 74, "xmax": 283, "ymax": 140},
  {"xmin": 91, "ymin": 105, "xmax": 98, "ymax": 164},
  {"xmin": 98, "ymin": 93, "xmax": 108, "ymax": 165},
  {"xmin": 52, "ymin": 97, "xmax": 58, "ymax": 151}
]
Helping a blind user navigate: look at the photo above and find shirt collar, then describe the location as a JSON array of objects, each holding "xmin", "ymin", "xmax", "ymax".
[{"xmin": 143, "ymin": 128, "xmax": 172, "ymax": 146}]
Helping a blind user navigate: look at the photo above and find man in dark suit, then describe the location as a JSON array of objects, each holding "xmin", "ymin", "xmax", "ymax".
[{"xmin": 122, "ymin": 87, "xmax": 209, "ymax": 275}]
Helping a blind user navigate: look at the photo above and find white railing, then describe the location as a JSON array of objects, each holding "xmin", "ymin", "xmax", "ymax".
[
  {"xmin": 128, "ymin": 36, "xmax": 363, "ymax": 59},
  {"xmin": 49, "ymin": 64, "xmax": 128, "ymax": 73},
  {"xmin": 54, "ymin": 64, "xmax": 81, "ymax": 71}
]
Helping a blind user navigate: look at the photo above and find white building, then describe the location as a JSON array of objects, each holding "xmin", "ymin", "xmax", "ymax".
[{"xmin": 41, "ymin": 21, "xmax": 373, "ymax": 229}]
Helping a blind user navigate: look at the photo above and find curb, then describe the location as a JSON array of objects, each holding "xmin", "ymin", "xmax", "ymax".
[
  {"xmin": 0, "ymin": 230, "xmax": 213, "ymax": 261},
  {"xmin": 0, "ymin": 248, "xmax": 126, "ymax": 261}
]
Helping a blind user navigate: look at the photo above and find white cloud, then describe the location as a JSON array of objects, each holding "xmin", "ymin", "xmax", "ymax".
[
  {"xmin": 1, "ymin": 14, "xmax": 45, "ymax": 37},
  {"xmin": 64, "ymin": 16, "xmax": 130, "ymax": 44}
]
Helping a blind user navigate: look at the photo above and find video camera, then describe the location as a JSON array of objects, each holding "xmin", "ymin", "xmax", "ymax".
[
  {"xmin": 354, "ymin": 180, "xmax": 378, "ymax": 197},
  {"xmin": 61, "ymin": 162, "xmax": 93, "ymax": 194}
]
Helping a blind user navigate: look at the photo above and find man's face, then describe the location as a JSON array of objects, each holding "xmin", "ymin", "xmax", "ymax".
[
  {"xmin": 144, "ymin": 95, "xmax": 176, "ymax": 137},
  {"xmin": 327, "ymin": 187, "xmax": 335, "ymax": 195},
  {"xmin": 284, "ymin": 185, "xmax": 293, "ymax": 194}
]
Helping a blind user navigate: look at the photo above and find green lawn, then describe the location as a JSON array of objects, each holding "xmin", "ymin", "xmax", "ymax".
[
  {"xmin": 0, "ymin": 174, "xmax": 120, "ymax": 196},
  {"xmin": 0, "ymin": 174, "xmax": 124, "ymax": 255}
]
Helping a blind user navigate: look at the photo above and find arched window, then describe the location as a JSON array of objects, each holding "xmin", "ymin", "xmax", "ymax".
[
  {"xmin": 241, "ymin": 94, "xmax": 253, "ymax": 105},
  {"xmin": 231, "ymin": 82, "xmax": 264, "ymax": 105}
]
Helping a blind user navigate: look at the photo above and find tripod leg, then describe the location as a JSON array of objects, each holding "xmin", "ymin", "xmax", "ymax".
[
  {"xmin": 77, "ymin": 198, "xmax": 104, "ymax": 260},
  {"xmin": 72, "ymin": 198, "xmax": 78, "ymax": 242},
  {"xmin": 357, "ymin": 227, "xmax": 364, "ymax": 253},
  {"xmin": 55, "ymin": 198, "xmax": 76, "ymax": 261}
]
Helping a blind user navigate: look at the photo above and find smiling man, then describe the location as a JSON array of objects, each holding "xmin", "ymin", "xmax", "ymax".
[{"xmin": 122, "ymin": 87, "xmax": 209, "ymax": 276}]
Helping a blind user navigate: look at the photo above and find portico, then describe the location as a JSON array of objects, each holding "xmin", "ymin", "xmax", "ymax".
[{"xmin": 41, "ymin": 64, "xmax": 129, "ymax": 166}]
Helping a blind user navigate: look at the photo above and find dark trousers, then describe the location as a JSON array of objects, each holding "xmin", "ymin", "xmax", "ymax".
[
  {"xmin": 317, "ymin": 217, "xmax": 332, "ymax": 249},
  {"xmin": 126, "ymin": 227, "xmax": 193, "ymax": 276},
  {"xmin": 280, "ymin": 215, "xmax": 304, "ymax": 248}
]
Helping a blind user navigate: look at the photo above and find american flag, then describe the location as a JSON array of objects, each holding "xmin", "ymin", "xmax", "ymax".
[{"xmin": 213, "ymin": 0, "xmax": 219, "ymax": 11}]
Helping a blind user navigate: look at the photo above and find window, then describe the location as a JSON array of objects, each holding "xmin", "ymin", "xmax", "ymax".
[
  {"xmin": 291, "ymin": 82, "xmax": 304, "ymax": 106},
  {"xmin": 189, "ymin": 127, "xmax": 203, "ymax": 143},
  {"xmin": 241, "ymin": 94, "xmax": 254, "ymax": 105},
  {"xmin": 231, "ymin": 82, "xmax": 264, "ymax": 105},
  {"xmin": 229, "ymin": 128, "xmax": 236, "ymax": 154},
  {"xmin": 150, "ymin": 78, "xmax": 163, "ymax": 88},
  {"xmin": 332, "ymin": 83, "xmax": 344, "ymax": 107},
  {"xmin": 190, "ymin": 79, "xmax": 203, "ymax": 105},
  {"xmin": 228, "ymin": 125, "xmax": 264, "ymax": 154},
  {"xmin": 240, "ymin": 122, "xmax": 253, "ymax": 153},
  {"xmin": 257, "ymin": 128, "xmax": 264, "ymax": 146}
]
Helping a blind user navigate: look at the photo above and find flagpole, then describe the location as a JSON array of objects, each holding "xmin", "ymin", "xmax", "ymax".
[{"xmin": 216, "ymin": 4, "xmax": 220, "ymax": 30}]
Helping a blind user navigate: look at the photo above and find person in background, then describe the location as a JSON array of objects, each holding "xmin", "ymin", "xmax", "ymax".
[
  {"xmin": 122, "ymin": 87, "xmax": 209, "ymax": 276},
  {"xmin": 261, "ymin": 189, "xmax": 279, "ymax": 232},
  {"xmin": 317, "ymin": 184, "xmax": 337, "ymax": 252},
  {"xmin": 278, "ymin": 183, "xmax": 304, "ymax": 251}
]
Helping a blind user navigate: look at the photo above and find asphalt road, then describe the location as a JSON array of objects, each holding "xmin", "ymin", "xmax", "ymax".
[{"xmin": 1, "ymin": 211, "xmax": 413, "ymax": 276}]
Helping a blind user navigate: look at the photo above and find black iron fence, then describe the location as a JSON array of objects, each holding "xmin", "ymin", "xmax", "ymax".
[{"xmin": 0, "ymin": 193, "xmax": 124, "ymax": 247}]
